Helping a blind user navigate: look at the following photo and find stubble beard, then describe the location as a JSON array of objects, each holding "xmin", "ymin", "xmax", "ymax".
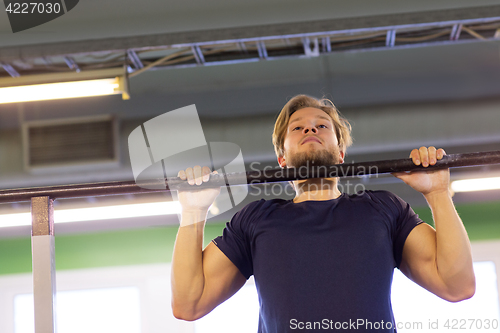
[
  {"xmin": 285, "ymin": 146, "xmax": 342, "ymax": 198},
  {"xmin": 286, "ymin": 146, "xmax": 340, "ymax": 169}
]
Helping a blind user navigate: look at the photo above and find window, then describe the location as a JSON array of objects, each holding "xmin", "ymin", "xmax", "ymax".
[
  {"xmin": 195, "ymin": 280, "xmax": 259, "ymax": 333},
  {"xmin": 391, "ymin": 261, "xmax": 500, "ymax": 332},
  {"xmin": 14, "ymin": 287, "xmax": 141, "ymax": 333}
]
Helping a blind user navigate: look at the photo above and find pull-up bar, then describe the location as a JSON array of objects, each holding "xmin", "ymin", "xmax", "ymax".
[
  {"xmin": 2, "ymin": 150, "xmax": 500, "ymax": 333},
  {"xmin": 1, "ymin": 150, "xmax": 499, "ymax": 203}
]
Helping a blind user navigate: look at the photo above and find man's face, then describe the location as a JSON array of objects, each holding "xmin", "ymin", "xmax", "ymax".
[{"xmin": 278, "ymin": 107, "xmax": 344, "ymax": 168}]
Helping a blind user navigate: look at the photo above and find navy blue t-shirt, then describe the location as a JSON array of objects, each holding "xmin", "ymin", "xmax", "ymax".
[{"xmin": 212, "ymin": 190, "xmax": 423, "ymax": 332}]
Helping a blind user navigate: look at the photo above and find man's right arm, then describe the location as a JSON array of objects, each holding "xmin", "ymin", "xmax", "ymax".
[{"xmin": 171, "ymin": 166, "xmax": 247, "ymax": 321}]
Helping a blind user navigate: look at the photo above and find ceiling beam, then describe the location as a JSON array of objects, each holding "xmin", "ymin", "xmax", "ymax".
[{"xmin": 1, "ymin": 5, "xmax": 500, "ymax": 62}]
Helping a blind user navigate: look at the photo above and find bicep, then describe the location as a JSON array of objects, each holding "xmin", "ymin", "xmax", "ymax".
[
  {"xmin": 194, "ymin": 241, "xmax": 247, "ymax": 319},
  {"xmin": 399, "ymin": 223, "xmax": 449, "ymax": 299}
]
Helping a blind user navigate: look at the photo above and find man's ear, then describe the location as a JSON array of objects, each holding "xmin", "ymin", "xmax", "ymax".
[
  {"xmin": 339, "ymin": 150, "xmax": 345, "ymax": 164},
  {"xmin": 278, "ymin": 155, "xmax": 286, "ymax": 168}
]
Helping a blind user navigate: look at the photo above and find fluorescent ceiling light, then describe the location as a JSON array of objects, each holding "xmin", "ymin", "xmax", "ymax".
[
  {"xmin": 451, "ymin": 177, "xmax": 500, "ymax": 193},
  {"xmin": 0, "ymin": 201, "xmax": 181, "ymax": 228},
  {"xmin": 0, "ymin": 77, "xmax": 129, "ymax": 104}
]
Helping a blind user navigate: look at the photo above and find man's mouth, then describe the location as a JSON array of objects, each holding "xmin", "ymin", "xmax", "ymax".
[{"xmin": 301, "ymin": 136, "xmax": 322, "ymax": 145}]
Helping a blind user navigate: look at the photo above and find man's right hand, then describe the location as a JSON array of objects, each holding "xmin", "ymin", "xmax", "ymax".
[
  {"xmin": 177, "ymin": 166, "xmax": 221, "ymax": 213},
  {"xmin": 172, "ymin": 165, "xmax": 246, "ymax": 321}
]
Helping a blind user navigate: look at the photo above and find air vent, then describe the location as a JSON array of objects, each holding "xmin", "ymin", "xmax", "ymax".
[{"xmin": 23, "ymin": 115, "xmax": 118, "ymax": 170}]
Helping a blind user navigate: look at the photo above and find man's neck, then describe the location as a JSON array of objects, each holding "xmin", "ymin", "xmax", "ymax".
[{"xmin": 292, "ymin": 178, "xmax": 341, "ymax": 203}]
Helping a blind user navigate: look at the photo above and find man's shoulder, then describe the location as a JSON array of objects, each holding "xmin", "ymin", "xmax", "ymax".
[
  {"xmin": 230, "ymin": 198, "xmax": 289, "ymax": 223},
  {"xmin": 237, "ymin": 197, "xmax": 289, "ymax": 214},
  {"xmin": 348, "ymin": 190, "xmax": 409, "ymax": 209},
  {"xmin": 349, "ymin": 189, "xmax": 400, "ymax": 201}
]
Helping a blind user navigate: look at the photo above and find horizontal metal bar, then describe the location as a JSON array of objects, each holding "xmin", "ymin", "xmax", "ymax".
[
  {"xmin": 0, "ymin": 151, "xmax": 499, "ymax": 204},
  {"xmin": 0, "ymin": 180, "xmax": 159, "ymax": 203}
]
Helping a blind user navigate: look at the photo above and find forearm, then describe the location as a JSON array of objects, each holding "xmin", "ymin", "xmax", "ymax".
[
  {"xmin": 425, "ymin": 190, "xmax": 475, "ymax": 295},
  {"xmin": 171, "ymin": 209, "xmax": 208, "ymax": 316}
]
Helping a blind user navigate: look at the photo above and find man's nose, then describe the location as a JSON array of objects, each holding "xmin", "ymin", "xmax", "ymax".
[{"xmin": 303, "ymin": 126, "xmax": 318, "ymax": 134}]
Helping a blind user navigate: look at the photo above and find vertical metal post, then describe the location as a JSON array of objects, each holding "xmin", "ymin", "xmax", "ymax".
[
  {"xmin": 450, "ymin": 23, "xmax": 463, "ymax": 41},
  {"xmin": 31, "ymin": 196, "xmax": 56, "ymax": 333},
  {"xmin": 256, "ymin": 41, "xmax": 268, "ymax": 59},
  {"xmin": 191, "ymin": 45, "xmax": 206, "ymax": 65},
  {"xmin": 385, "ymin": 29, "xmax": 396, "ymax": 47}
]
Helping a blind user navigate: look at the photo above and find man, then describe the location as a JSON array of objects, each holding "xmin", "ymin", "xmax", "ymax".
[{"xmin": 171, "ymin": 95, "xmax": 475, "ymax": 332}]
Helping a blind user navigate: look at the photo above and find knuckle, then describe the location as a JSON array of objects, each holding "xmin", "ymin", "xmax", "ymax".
[
  {"xmin": 185, "ymin": 168, "xmax": 194, "ymax": 182},
  {"xmin": 437, "ymin": 150, "xmax": 445, "ymax": 159},
  {"xmin": 202, "ymin": 167, "xmax": 211, "ymax": 182}
]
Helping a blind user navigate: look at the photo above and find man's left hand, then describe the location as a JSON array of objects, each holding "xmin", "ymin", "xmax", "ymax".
[{"xmin": 393, "ymin": 146, "xmax": 450, "ymax": 196}]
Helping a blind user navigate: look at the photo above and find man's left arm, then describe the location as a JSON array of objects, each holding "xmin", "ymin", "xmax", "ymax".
[{"xmin": 393, "ymin": 146, "xmax": 476, "ymax": 302}]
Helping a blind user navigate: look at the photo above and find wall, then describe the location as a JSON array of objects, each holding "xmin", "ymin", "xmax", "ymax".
[
  {"xmin": 1, "ymin": 97, "xmax": 500, "ymax": 189},
  {"xmin": 1, "ymin": 201, "xmax": 500, "ymax": 276}
]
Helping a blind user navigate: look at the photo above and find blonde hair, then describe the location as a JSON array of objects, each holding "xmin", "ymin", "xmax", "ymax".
[{"xmin": 272, "ymin": 94, "xmax": 352, "ymax": 158}]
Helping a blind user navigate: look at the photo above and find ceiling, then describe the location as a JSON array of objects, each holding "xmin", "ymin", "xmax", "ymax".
[
  {"xmin": 1, "ymin": 0, "xmax": 500, "ymax": 237},
  {"xmin": 1, "ymin": 1, "xmax": 500, "ymax": 113}
]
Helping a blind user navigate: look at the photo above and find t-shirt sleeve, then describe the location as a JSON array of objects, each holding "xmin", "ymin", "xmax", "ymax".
[
  {"xmin": 212, "ymin": 200, "xmax": 261, "ymax": 279},
  {"xmin": 375, "ymin": 191, "xmax": 424, "ymax": 269}
]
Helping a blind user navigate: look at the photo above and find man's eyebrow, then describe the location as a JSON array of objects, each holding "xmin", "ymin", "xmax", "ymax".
[{"xmin": 288, "ymin": 115, "xmax": 332, "ymax": 126}]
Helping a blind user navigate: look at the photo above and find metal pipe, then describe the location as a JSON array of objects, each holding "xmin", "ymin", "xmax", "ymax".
[{"xmin": 0, "ymin": 151, "xmax": 499, "ymax": 203}]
